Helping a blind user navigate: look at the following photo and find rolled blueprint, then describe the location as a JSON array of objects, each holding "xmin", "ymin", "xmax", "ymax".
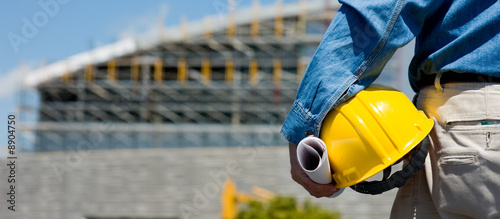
[
  {"xmin": 297, "ymin": 136, "xmax": 344, "ymax": 198},
  {"xmin": 297, "ymin": 136, "xmax": 332, "ymax": 184}
]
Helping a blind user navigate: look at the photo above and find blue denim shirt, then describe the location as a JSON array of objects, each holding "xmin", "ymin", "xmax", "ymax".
[{"xmin": 282, "ymin": 0, "xmax": 500, "ymax": 145}]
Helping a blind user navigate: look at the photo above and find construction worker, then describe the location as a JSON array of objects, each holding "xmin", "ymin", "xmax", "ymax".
[{"xmin": 282, "ymin": 0, "xmax": 499, "ymax": 218}]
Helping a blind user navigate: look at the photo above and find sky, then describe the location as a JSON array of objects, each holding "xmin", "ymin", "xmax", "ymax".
[
  {"xmin": 1, "ymin": 0, "xmax": 299, "ymax": 75},
  {"xmin": 0, "ymin": 0, "xmax": 299, "ymax": 152}
]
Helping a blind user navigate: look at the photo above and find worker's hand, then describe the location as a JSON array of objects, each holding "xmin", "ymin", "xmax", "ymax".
[{"xmin": 288, "ymin": 141, "xmax": 341, "ymax": 198}]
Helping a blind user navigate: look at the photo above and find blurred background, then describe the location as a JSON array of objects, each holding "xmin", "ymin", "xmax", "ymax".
[{"xmin": 0, "ymin": 0, "xmax": 415, "ymax": 218}]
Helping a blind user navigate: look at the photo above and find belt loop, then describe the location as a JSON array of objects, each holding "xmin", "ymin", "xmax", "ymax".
[
  {"xmin": 412, "ymin": 92, "xmax": 419, "ymax": 106},
  {"xmin": 434, "ymin": 73, "xmax": 443, "ymax": 93}
]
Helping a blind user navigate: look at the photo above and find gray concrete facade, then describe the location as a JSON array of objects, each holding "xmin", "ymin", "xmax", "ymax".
[{"xmin": 0, "ymin": 146, "xmax": 397, "ymax": 219}]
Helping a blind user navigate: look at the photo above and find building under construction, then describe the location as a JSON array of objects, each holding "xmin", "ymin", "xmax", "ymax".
[{"xmin": 20, "ymin": 0, "xmax": 408, "ymax": 152}]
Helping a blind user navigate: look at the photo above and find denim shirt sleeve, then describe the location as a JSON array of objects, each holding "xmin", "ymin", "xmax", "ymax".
[{"xmin": 281, "ymin": 0, "xmax": 444, "ymax": 145}]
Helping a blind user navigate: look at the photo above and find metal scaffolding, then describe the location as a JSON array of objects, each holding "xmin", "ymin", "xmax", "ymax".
[
  {"xmin": 18, "ymin": 0, "xmax": 407, "ymax": 151},
  {"xmin": 15, "ymin": 0, "xmax": 339, "ymax": 151}
]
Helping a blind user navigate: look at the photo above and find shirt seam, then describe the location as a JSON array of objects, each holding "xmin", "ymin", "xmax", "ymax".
[
  {"xmin": 354, "ymin": 0, "xmax": 407, "ymax": 78},
  {"xmin": 292, "ymin": 102, "xmax": 315, "ymax": 125},
  {"xmin": 280, "ymin": 128, "xmax": 291, "ymax": 142}
]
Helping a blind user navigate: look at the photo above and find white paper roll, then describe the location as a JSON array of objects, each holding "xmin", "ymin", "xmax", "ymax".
[
  {"xmin": 297, "ymin": 136, "xmax": 332, "ymax": 184},
  {"xmin": 296, "ymin": 136, "xmax": 344, "ymax": 198}
]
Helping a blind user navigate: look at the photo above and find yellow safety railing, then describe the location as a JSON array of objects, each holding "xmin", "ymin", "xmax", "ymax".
[
  {"xmin": 227, "ymin": 14, "xmax": 236, "ymax": 37},
  {"xmin": 297, "ymin": 60, "xmax": 307, "ymax": 82},
  {"xmin": 225, "ymin": 59, "xmax": 234, "ymax": 83},
  {"xmin": 249, "ymin": 59, "xmax": 258, "ymax": 86},
  {"xmin": 154, "ymin": 59, "xmax": 163, "ymax": 83},
  {"xmin": 298, "ymin": 0, "xmax": 307, "ymax": 35},
  {"xmin": 84, "ymin": 64, "xmax": 93, "ymax": 82},
  {"xmin": 62, "ymin": 62, "xmax": 72, "ymax": 83},
  {"xmin": 131, "ymin": 58, "xmax": 140, "ymax": 82},
  {"xmin": 202, "ymin": 58, "xmax": 211, "ymax": 84},
  {"xmin": 62, "ymin": 72, "xmax": 72, "ymax": 83},
  {"xmin": 273, "ymin": 59, "xmax": 282, "ymax": 85},
  {"xmin": 251, "ymin": 0, "xmax": 260, "ymax": 37},
  {"xmin": 107, "ymin": 59, "xmax": 117, "ymax": 82},
  {"xmin": 275, "ymin": 0, "xmax": 283, "ymax": 38},
  {"xmin": 178, "ymin": 58, "xmax": 187, "ymax": 83}
]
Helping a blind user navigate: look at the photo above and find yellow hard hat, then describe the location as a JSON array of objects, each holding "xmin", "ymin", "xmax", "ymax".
[{"xmin": 319, "ymin": 85, "xmax": 433, "ymax": 194}]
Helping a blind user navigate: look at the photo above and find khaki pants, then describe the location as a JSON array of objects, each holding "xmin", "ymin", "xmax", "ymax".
[{"xmin": 390, "ymin": 82, "xmax": 500, "ymax": 219}]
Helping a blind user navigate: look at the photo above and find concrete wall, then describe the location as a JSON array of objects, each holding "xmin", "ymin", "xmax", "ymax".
[{"xmin": 0, "ymin": 146, "xmax": 397, "ymax": 219}]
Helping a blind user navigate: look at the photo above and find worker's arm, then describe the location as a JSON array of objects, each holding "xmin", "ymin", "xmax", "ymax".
[
  {"xmin": 281, "ymin": 0, "xmax": 445, "ymax": 146},
  {"xmin": 283, "ymin": 0, "xmax": 445, "ymax": 196}
]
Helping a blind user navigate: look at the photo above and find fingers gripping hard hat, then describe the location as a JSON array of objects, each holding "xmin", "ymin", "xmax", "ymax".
[{"xmin": 319, "ymin": 85, "xmax": 433, "ymax": 194}]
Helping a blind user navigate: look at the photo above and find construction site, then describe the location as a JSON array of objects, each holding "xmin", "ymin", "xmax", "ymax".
[
  {"xmin": 2, "ymin": 0, "xmax": 412, "ymax": 218},
  {"xmin": 17, "ymin": 0, "xmax": 410, "ymax": 152},
  {"xmin": 21, "ymin": 0, "xmax": 335, "ymax": 151}
]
